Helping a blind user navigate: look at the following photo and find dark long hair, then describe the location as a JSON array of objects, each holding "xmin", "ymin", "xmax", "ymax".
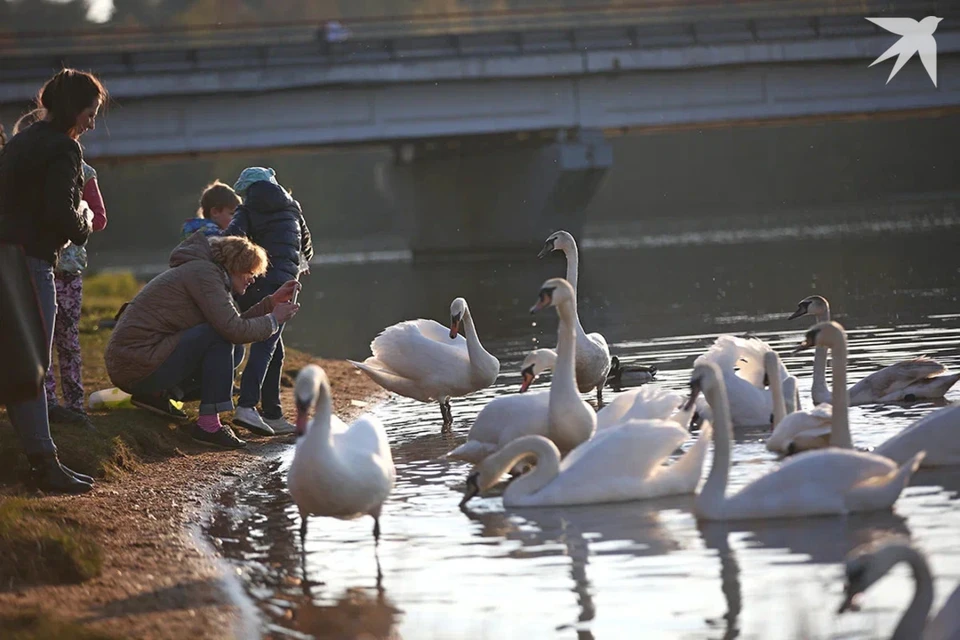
[{"xmin": 14, "ymin": 68, "xmax": 107, "ymax": 138}]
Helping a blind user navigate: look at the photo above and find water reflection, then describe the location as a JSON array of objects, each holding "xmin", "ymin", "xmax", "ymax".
[{"xmin": 205, "ymin": 227, "xmax": 960, "ymax": 640}]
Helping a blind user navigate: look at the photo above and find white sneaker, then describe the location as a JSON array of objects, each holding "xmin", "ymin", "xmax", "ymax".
[
  {"xmin": 264, "ymin": 416, "xmax": 296, "ymax": 435},
  {"xmin": 233, "ymin": 406, "xmax": 275, "ymax": 436}
]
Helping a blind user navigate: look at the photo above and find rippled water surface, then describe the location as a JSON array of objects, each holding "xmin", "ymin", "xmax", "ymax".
[{"xmin": 207, "ymin": 228, "xmax": 960, "ymax": 640}]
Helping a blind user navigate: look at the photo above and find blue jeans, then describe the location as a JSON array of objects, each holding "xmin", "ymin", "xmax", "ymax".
[
  {"xmin": 237, "ymin": 279, "xmax": 285, "ymax": 419},
  {"xmin": 6, "ymin": 257, "xmax": 57, "ymax": 454},
  {"xmin": 130, "ymin": 323, "xmax": 242, "ymax": 416}
]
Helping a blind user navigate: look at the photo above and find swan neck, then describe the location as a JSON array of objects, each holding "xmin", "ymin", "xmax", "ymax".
[
  {"xmin": 461, "ymin": 305, "xmax": 487, "ymax": 363},
  {"xmin": 308, "ymin": 383, "xmax": 333, "ymax": 445},
  {"xmin": 769, "ymin": 362, "xmax": 786, "ymax": 426},
  {"xmin": 828, "ymin": 334, "xmax": 852, "ymax": 449},
  {"xmin": 699, "ymin": 378, "xmax": 732, "ymax": 514},
  {"xmin": 812, "ymin": 346, "xmax": 829, "ymax": 400},
  {"xmin": 563, "ymin": 243, "xmax": 579, "ymax": 293},
  {"xmin": 498, "ymin": 438, "xmax": 561, "ymax": 500},
  {"xmin": 893, "ymin": 547, "xmax": 934, "ymax": 640},
  {"xmin": 551, "ymin": 298, "xmax": 580, "ymax": 400}
]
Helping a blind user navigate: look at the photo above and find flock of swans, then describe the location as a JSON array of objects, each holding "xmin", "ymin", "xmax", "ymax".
[{"xmin": 286, "ymin": 230, "xmax": 960, "ymax": 639}]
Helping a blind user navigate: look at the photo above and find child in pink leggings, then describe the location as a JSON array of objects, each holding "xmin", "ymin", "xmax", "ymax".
[{"xmin": 44, "ymin": 161, "xmax": 107, "ymax": 427}]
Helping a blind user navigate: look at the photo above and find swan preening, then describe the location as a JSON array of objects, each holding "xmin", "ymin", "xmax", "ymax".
[
  {"xmin": 349, "ymin": 297, "xmax": 500, "ymax": 432},
  {"xmin": 790, "ymin": 295, "xmax": 960, "ymax": 405},
  {"xmin": 288, "ymin": 365, "xmax": 396, "ymax": 547},
  {"xmin": 839, "ymin": 538, "xmax": 960, "ymax": 640},
  {"xmin": 538, "ymin": 231, "xmax": 612, "ymax": 405},
  {"xmin": 765, "ymin": 350, "xmax": 834, "ymax": 455}
]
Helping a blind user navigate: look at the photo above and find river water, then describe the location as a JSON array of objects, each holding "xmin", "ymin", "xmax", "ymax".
[{"xmin": 203, "ymin": 220, "xmax": 960, "ymax": 640}]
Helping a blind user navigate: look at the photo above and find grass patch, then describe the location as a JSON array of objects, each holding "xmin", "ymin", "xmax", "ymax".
[
  {"xmin": 0, "ymin": 611, "xmax": 119, "ymax": 639},
  {"xmin": 0, "ymin": 497, "xmax": 102, "ymax": 588}
]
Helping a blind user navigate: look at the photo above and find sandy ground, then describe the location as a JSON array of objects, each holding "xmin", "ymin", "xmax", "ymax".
[{"xmin": 0, "ymin": 357, "xmax": 385, "ymax": 639}]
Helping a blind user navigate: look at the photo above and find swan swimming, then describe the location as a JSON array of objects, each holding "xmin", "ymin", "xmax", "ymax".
[
  {"xmin": 687, "ymin": 357, "xmax": 924, "ymax": 521},
  {"xmin": 538, "ymin": 230, "xmax": 611, "ymax": 405},
  {"xmin": 349, "ymin": 297, "xmax": 500, "ymax": 432},
  {"xmin": 764, "ymin": 350, "xmax": 834, "ymax": 455},
  {"xmin": 790, "ymin": 295, "xmax": 960, "ymax": 405}
]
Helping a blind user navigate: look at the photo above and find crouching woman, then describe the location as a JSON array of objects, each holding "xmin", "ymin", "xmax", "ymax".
[{"xmin": 105, "ymin": 233, "xmax": 299, "ymax": 449}]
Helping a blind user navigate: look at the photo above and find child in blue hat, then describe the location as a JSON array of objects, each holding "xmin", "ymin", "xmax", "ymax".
[{"xmin": 226, "ymin": 167, "xmax": 313, "ymax": 436}]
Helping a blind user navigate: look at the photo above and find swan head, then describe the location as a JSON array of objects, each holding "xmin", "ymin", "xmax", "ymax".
[
  {"xmin": 529, "ymin": 277, "xmax": 574, "ymax": 314},
  {"xmin": 537, "ymin": 230, "xmax": 576, "ymax": 259},
  {"xmin": 519, "ymin": 348, "xmax": 557, "ymax": 392},
  {"xmin": 838, "ymin": 537, "xmax": 913, "ymax": 614},
  {"xmin": 449, "ymin": 297, "xmax": 468, "ymax": 339},
  {"xmin": 789, "ymin": 295, "xmax": 829, "ymax": 321},
  {"xmin": 683, "ymin": 362, "xmax": 724, "ymax": 412},
  {"xmin": 790, "ymin": 320, "xmax": 846, "ymax": 355},
  {"xmin": 294, "ymin": 364, "xmax": 327, "ymax": 437}
]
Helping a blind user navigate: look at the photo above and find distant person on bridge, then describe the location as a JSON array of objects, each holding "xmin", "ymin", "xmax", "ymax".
[
  {"xmin": 225, "ymin": 167, "xmax": 313, "ymax": 438},
  {"xmin": 0, "ymin": 68, "xmax": 107, "ymax": 494},
  {"xmin": 180, "ymin": 180, "xmax": 241, "ymax": 242}
]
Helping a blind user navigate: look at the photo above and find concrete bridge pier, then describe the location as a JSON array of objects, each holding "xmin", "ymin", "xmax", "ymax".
[{"xmin": 390, "ymin": 129, "xmax": 612, "ymax": 259}]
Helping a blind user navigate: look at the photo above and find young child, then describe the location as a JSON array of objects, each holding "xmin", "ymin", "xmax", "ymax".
[
  {"xmin": 44, "ymin": 161, "xmax": 108, "ymax": 427},
  {"xmin": 180, "ymin": 180, "xmax": 241, "ymax": 241},
  {"xmin": 226, "ymin": 167, "xmax": 313, "ymax": 436}
]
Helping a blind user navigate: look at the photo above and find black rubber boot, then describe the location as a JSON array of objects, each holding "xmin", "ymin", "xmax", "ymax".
[
  {"xmin": 26, "ymin": 453, "xmax": 93, "ymax": 494},
  {"xmin": 60, "ymin": 463, "xmax": 95, "ymax": 485}
]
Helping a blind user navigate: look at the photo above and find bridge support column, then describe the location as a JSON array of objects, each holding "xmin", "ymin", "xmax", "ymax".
[{"xmin": 390, "ymin": 130, "xmax": 612, "ymax": 258}]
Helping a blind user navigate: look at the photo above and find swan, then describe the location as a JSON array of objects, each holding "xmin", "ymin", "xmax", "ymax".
[
  {"xmin": 792, "ymin": 322, "xmax": 960, "ymax": 468},
  {"xmin": 595, "ymin": 383, "xmax": 701, "ymax": 431},
  {"xmin": 288, "ymin": 364, "xmax": 396, "ymax": 546},
  {"xmin": 687, "ymin": 358, "xmax": 924, "ymax": 521},
  {"xmin": 459, "ymin": 422, "xmax": 712, "ymax": 508},
  {"xmin": 790, "ymin": 295, "xmax": 960, "ymax": 405},
  {"xmin": 518, "ymin": 348, "xmax": 557, "ymax": 392},
  {"xmin": 538, "ymin": 230, "xmax": 611, "ymax": 405},
  {"xmin": 349, "ymin": 297, "xmax": 500, "ymax": 432},
  {"xmin": 838, "ymin": 538, "xmax": 960, "ymax": 640},
  {"xmin": 529, "ymin": 277, "xmax": 597, "ymax": 452},
  {"xmin": 606, "ymin": 356, "xmax": 657, "ymax": 391},
  {"xmin": 446, "ymin": 280, "xmax": 594, "ymax": 464},
  {"xmin": 764, "ymin": 350, "xmax": 834, "ymax": 455},
  {"xmin": 693, "ymin": 335, "xmax": 788, "ymax": 428}
]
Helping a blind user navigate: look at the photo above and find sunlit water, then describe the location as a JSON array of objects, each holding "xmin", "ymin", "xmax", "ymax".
[{"xmin": 205, "ymin": 227, "xmax": 960, "ymax": 640}]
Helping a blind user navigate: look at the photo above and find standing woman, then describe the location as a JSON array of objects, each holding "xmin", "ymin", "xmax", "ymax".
[{"xmin": 0, "ymin": 68, "xmax": 107, "ymax": 494}]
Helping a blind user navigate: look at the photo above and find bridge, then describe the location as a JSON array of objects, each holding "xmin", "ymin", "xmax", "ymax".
[{"xmin": 2, "ymin": 0, "xmax": 958, "ymax": 255}]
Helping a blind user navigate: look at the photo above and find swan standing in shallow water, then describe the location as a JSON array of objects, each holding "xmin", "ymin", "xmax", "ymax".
[
  {"xmin": 687, "ymin": 358, "xmax": 924, "ymax": 521},
  {"xmin": 838, "ymin": 538, "xmax": 960, "ymax": 640},
  {"xmin": 793, "ymin": 322, "xmax": 960, "ymax": 468},
  {"xmin": 288, "ymin": 365, "xmax": 396, "ymax": 547},
  {"xmin": 790, "ymin": 295, "xmax": 960, "ymax": 405},
  {"xmin": 538, "ymin": 231, "xmax": 611, "ymax": 405},
  {"xmin": 764, "ymin": 350, "xmax": 833, "ymax": 455},
  {"xmin": 349, "ymin": 297, "xmax": 500, "ymax": 432}
]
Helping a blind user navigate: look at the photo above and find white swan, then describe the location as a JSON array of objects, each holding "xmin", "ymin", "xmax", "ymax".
[
  {"xmin": 538, "ymin": 230, "xmax": 611, "ymax": 404},
  {"xmin": 693, "ymin": 335, "xmax": 788, "ymax": 428},
  {"xmin": 518, "ymin": 348, "xmax": 557, "ymax": 392},
  {"xmin": 459, "ymin": 422, "xmax": 712, "ymax": 508},
  {"xmin": 764, "ymin": 350, "xmax": 834, "ymax": 455},
  {"xmin": 446, "ymin": 280, "xmax": 594, "ymax": 464},
  {"xmin": 288, "ymin": 364, "xmax": 396, "ymax": 546},
  {"xmin": 529, "ymin": 277, "xmax": 597, "ymax": 452},
  {"xmin": 349, "ymin": 297, "xmax": 500, "ymax": 432},
  {"xmin": 790, "ymin": 295, "xmax": 960, "ymax": 405},
  {"xmin": 793, "ymin": 322, "xmax": 960, "ymax": 468},
  {"xmin": 595, "ymin": 383, "xmax": 700, "ymax": 431},
  {"xmin": 687, "ymin": 358, "xmax": 924, "ymax": 521},
  {"xmin": 838, "ymin": 538, "xmax": 960, "ymax": 640}
]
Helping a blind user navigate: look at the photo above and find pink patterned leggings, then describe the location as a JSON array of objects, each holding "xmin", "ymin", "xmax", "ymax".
[{"xmin": 44, "ymin": 272, "xmax": 84, "ymax": 411}]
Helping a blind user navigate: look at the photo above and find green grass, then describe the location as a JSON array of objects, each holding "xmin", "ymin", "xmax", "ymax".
[{"xmin": 0, "ymin": 497, "xmax": 102, "ymax": 588}]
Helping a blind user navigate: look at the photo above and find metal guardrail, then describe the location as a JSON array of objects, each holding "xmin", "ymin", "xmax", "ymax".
[{"xmin": 0, "ymin": 0, "xmax": 948, "ymax": 57}]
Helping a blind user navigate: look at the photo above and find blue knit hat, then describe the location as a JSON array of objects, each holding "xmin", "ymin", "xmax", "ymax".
[{"xmin": 233, "ymin": 167, "xmax": 279, "ymax": 195}]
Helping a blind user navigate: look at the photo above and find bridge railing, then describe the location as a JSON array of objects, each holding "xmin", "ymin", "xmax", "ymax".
[{"xmin": 0, "ymin": 0, "xmax": 947, "ymax": 58}]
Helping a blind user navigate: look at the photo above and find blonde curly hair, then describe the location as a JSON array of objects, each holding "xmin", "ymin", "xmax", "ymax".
[{"xmin": 208, "ymin": 236, "xmax": 268, "ymax": 277}]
